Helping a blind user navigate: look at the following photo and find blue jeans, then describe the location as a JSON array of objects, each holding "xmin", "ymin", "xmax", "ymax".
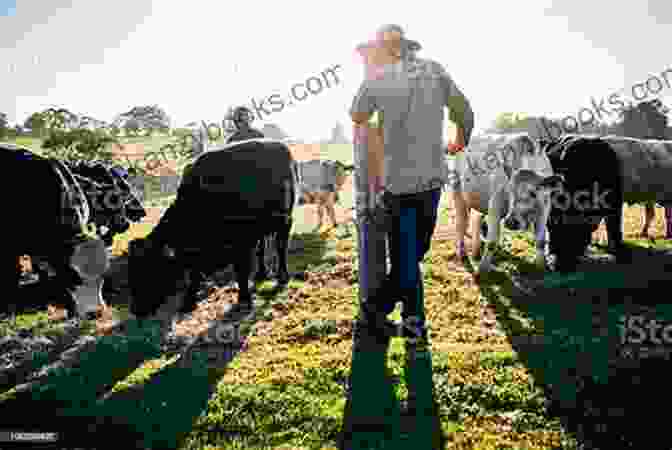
[{"xmin": 378, "ymin": 188, "xmax": 442, "ymax": 323}]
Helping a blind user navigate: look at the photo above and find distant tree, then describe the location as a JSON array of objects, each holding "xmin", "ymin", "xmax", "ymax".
[
  {"xmin": 492, "ymin": 112, "xmax": 530, "ymax": 133},
  {"xmin": 614, "ymin": 99, "xmax": 669, "ymax": 139},
  {"xmin": 43, "ymin": 107, "xmax": 79, "ymax": 130},
  {"xmin": 24, "ymin": 112, "xmax": 48, "ymax": 137},
  {"xmin": 41, "ymin": 128, "xmax": 118, "ymax": 162},
  {"xmin": 0, "ymin": 112, "xmax": 8, "ymax": 140},
  {"xmin": 77, "ymin": 115, "xmax": 108, "ymax": 131},
  {"xmin": 123, "ymin": 118, "xmax": 141, "ymax": 137},
  {"xmin": 108, "ymin": 125, "xmax": 120, "ymax": 137},
  {"xmin": 113, "ymin": 105, "xmax": 171, "ymax": 134}
]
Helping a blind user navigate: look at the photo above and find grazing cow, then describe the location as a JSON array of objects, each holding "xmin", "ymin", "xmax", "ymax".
[
  {"xmin": 127, "ymin": 138, "xmax": 295, "ymax": 319},
  {"xmin": 294, "ymin": 159, "xmax": 355, "ymax": 230},
  {"xmin": 541, "ymin": 136, "xmax": 625, "ymax": 272},
  {"xmin": 543, "ymin": 135, "xmax": 672, "ymax": 270},
  {"xmin": 66, "ymin": 161, "xmax": 146, "ymax": 246},
  {"xmin": 1, "ymin": 144, "xmax": 109, "ymax": 318},
  {"xmin": 455, "ymin": 133, "xmax": 562, "ymax": 274}
]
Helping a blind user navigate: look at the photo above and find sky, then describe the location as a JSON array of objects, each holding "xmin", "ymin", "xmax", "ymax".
[
  {"xmin": 0, "ymin": 0, "xmax": 15, "ymax": 16},
  {"xmin": 1, "ymin": 0, "xmax": 671, "ymax": 142}
]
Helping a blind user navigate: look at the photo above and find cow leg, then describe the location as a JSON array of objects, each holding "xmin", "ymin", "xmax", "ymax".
[
  {"xmin": 45, "ymin": 252, "xmax": 82, "ymax": 319},
  {"xmin": 606, "ymin": 206, "xmax": 628, "ymax": 262},
  {"xmin": 180, "ymin": 265, "xmax": 203, "ymax": 314},
  {"xmin": 533, "ymin": 203, "xmax": 551, "ymax": 269},
  {"xmin": 276, "ymin": 217, "xmax": 292, "ymax": 286},
  {"xmin": 233, "ymin": 244, "xmax": 254, "ymax": 308},
  {"xmin": 254, "ymin": 237, "xmax": 268, "ymax": 281},
  {"xmin": 470, "ymin": 209, "xmax": 482, "ymax": 259},
  {"xmin": 326, "ymin": 193, "xmax": 338, "ymax": 227},
  {"xmin": 479, "ymin": 191, "xmax": 505, "ymax": 273},
  {"xmin": 453, "ymin": 191, "xmax": 468, "ymax": 259}
]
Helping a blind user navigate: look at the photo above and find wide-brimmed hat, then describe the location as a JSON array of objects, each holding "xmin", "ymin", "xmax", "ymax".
[
  {"xmin": 356, "ymin": 24, "xmax": 421, "ymax": 54},
  {"xmin": 376, "ymin": 24, "xmax": 421, "ymax": 51}
]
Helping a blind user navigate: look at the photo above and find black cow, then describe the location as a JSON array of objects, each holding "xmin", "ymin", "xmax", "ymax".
[
  {"xmin": 66, "ymin": 161, "xmax": 146, "ymax": 246},
  {"xmin": 128, "ymin": 139, "xmax": 295, "ymax": 319},
  {"xmin": 1, "ymin": 144, "xmax": 108, "ymax": 318},
  {"xmin": 542, "ymin": 136, "xmax": 627, "ymax": 272}
]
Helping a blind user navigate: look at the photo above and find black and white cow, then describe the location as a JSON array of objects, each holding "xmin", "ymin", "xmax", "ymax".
[
  {"xmin": 541, "ymin": 136, "xmax": 625, "ymax": 272},
  {"xmin": 1, "ymin": 144, "xmax": 109, "ymax": 318},
  {"xmin": 127, "ymin": 138, "xmax": 295, "ymax": 320},
  {"xmin": 66, "ymin": 161, "xmax": 146, "ymax": 246}
]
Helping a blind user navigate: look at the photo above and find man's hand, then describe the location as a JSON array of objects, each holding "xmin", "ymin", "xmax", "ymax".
[
  {"xmin": 446, "ymin": 126, "xmax": 466, "ymax": 154},
  {"xmin": 445, "ymin": 143, "xmax": 464, "ymax": 155}
]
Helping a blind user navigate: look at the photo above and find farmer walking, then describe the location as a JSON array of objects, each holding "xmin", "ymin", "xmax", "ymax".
[{"xmin": 350, "ymin": 24, "xmax": 474, "ymax": 340}]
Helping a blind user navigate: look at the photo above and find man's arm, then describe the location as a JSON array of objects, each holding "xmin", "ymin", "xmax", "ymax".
[
  {"xmin": 437, "ymin": 64, "xmax": 474, "ymax": 151},
  {"xmin": 350, "ymin": 81, "xmax": 375, "ymax": 125},
  {"xmin": 350, "ymin": 82, "xmax": 384, "ymax": 191}
]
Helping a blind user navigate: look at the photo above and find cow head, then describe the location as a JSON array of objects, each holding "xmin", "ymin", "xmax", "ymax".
[
  {"xmin": 128, "ymin": 237, "xmax": 190, "ymax": 320},
  {"xmin": 69, "ymin": 237, "xmax": 110, "ymax": 316},
  {"xmin": 500, "ymin": 135, "xmax": 563, "ymax": 231},
  {"xmin": 71, "ymin": 162, "xmax": 147, "ymax": 242},
  {"xmin": 503, "ymin": 169, "xmax": 564, "ymax": 231}
]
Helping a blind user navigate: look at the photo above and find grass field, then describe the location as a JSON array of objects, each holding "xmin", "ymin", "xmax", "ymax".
[{"xmin": 3, "ymin": 136, "xmax": 672, "ymax": 448}]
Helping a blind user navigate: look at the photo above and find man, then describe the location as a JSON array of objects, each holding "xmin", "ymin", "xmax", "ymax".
[
  {"xmin": 350, "ymin": 24, "xmax": 474, "ymax": 340},
  {"xmin": 296, "ymin": 159, "xmax": 351, "ymax": 232},
  {"xmin": 226, "ymin": 106, "xmax": 265, "ymax": 143}
]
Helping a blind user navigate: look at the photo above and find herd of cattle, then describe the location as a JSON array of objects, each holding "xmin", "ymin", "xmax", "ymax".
[{"xmin": 1, "ymin": 133, "xmax": 671, "ymax": 322}]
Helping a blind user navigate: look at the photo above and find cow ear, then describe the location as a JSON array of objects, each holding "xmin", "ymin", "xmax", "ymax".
[{"xmin": 539, "ymin": 174, "xmax": 564, "ymax": 188}]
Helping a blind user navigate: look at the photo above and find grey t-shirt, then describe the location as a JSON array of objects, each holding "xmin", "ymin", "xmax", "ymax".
[{"xmin": 350, "ymin": 57, "xmax": 473, "ymax": 195}]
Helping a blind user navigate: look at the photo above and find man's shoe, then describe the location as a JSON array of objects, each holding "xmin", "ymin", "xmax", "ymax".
[
  {"xmin": 401, "ymin": 316, "xmax": 429, "ymax": 345},
  {"xmin": 370, "ymin": 276, "xmax": 402, "ymax": 316}
]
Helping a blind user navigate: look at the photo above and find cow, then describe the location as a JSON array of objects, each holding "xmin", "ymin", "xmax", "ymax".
[
  {"xmin": 66, "ymin": 161, "xmax": 146, "ymax": 246},
  {"xmin": 1, "ymin": 144, "xmax": 109, "ymax": 319},
  {"xmin": 294, "ymin": 159, "xmax": 355, "ymax": 231},
  {"xmin": 453, "ymin": 133, "xmax": 562, "ymax": 274},
  {"xmin": 540, "ymin": 136, "xmax": 625, "ymax": 272},
  {"xmin": 127, "ymin": 138, "xmax": 295, "ymax": 320}
]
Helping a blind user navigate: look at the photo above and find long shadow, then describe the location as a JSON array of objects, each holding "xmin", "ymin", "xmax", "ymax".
[
  {"xmin": 467, "ymin": 240, "xmax": 672, "ymax": 448},
  {"xmin": 0, "ymin": 232, "xmax": 331, "ymax": 449}
]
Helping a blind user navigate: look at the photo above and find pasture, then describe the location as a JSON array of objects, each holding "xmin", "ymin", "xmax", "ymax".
[{"xmin": 2, "ymin": 136, "xmax": 672, "ymax": 449}]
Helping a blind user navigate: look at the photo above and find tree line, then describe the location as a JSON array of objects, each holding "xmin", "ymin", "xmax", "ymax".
[{"xmin": 490, "ymin": 99, "xmax": 671, "ymax": 140}]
